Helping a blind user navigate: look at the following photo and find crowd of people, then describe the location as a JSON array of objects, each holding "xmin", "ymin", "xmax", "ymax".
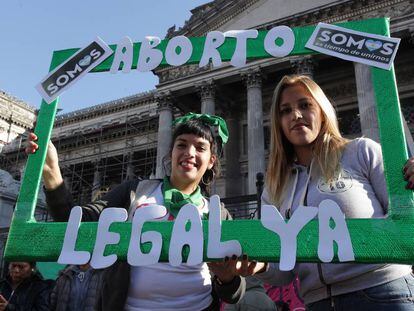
[
  {"xmin": 11, "ymin": 74, "xmax": 414, "ymax": 310},
  {"xmin": 0, "ymin": 262, "xmax": 51, "ymax": 311}
]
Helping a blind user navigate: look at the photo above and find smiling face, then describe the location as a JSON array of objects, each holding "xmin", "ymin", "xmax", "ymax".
[
  {"xmin": 279, "ymin": 84, "xmax": 323, "ymax": 155},
  {"xmin": 170, "ymin": 133, "xmax": 216, "ymax": 194}
]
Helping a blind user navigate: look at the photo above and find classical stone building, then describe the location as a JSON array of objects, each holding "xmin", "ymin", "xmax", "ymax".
[
  {"xmin": 0, "ymin": 90, "xmax": 36, "ymax": 170},
  {"xmin": 2, "ymin": 0, "xmax": 414, "ymax": 213}
]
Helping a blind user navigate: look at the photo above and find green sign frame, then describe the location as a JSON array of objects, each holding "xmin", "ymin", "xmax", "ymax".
[{"xmin": 5, "ymin": 18, "xmax": 414, "ymax": 265}]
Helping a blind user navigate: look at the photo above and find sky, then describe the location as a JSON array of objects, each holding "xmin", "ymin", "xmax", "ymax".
[{"xmin": 0, "ymin": 0, "xmax": 209, "ymax": 114}]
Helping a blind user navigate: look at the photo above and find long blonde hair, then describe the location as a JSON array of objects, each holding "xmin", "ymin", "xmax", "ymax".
[{"xmin": 266, "ymin": 75, "xmax": 349, "ymax": 204}]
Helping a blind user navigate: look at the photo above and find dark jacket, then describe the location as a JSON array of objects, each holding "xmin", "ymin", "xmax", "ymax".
[
  {"xmin": 50, "ymin": 265, "xmax": 104, "ymax": 311},
  {"xmin": 46, "ymin": 179, "xmax": 246, "ymax": 311},
  {"xmin": 0, "ymin": 271, "xmax": 51, "ymax": 311}
]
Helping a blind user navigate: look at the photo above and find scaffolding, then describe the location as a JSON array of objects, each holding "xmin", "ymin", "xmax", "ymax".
[{"xmin": 54, "ymin": 103, "xmax": 159, "ymax": 205}]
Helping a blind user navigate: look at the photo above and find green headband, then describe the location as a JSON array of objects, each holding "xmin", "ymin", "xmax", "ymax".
[{"xmin": 173, "ymin": 113, "xmax": 229, "ymax": 145}]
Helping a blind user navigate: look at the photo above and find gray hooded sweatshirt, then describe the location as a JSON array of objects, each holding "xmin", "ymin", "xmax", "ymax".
[{"xmin": 257, "ymin": 138, "xmax": 411, "ymax": 305}]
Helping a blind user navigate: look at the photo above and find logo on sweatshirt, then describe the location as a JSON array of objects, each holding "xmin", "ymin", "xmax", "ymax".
[{"xmin": 317, "ymin": 169, "xmax": 353, "ymax": 193}]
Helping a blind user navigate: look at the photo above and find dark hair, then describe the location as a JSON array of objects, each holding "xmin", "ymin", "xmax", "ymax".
[
  {"xmin": 164, "ymin": 119, "xmax": 221, "ymax": 196},
  {"xmin": 6, "ymin": 262, "xmax": 37, "ymax": 279},
  {"xmin": 8, "ymin": 261, "xmax": 36, "ymax": 268}
]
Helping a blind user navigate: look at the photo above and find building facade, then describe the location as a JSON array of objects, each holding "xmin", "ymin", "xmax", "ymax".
[{"xmin": 0, "ymin": 90, "xmax": 36, "ymax": 173}]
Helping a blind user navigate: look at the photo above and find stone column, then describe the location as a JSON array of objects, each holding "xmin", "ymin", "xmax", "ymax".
[
  {"xmin": 290, "ymin": 55, "xmax": 315, "ymax": 78},
  {"xmin": 242, "ymin": 68, "xmax": 265, "ymax": 194},
  {"xmin": 197, "ymin": 80, "xmax": 216, "ymax": 115},
  {"xmin": 125, "ymin": 152, "xmax": 135, "ymax": 181},
  {"xmin": 224, "ymin": 113, "xmax": 242, "ymax": 197},
  {"xmin": 91, "ymin": 161, "xmax": 102, "ymax": 200},
  {"xmin": 63, "ymin": 175, "xmax": 72, "ymax": 192},
  {"xmin": 155, "ymin": 92, "xmax": 173, "ymax": 178},
  {"xmin": 354, "ymin": 63, "xmax": 380, "ymax": 142}
]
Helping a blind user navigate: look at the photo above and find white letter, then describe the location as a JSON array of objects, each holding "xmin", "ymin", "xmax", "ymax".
[
  {"xmin": 90, "ymin": 208, "xmax": 128, "ymax": 269},
  {"xmin": 346, "ymin": 36, "xmax": 365, "ymax": 49},
  {"xmin": 199, "ymin": 31, "xmax": 225, "ymax": 68},
  {"xmin": 261, "ymin": 205, "xmax": 318, "ymax": 271},
  {"xmin": 56, "ymin": 74, "xmax": 69, "ymax": 86},
  {"xmin": 47, "ymin": 83, "xmax": 59, "ymax": 95},
  {"xmin": 380, "ymin": 42, "xmax": 394, "ymax": 56},
  {"xmin": 137, "ymin": 36, "xmax": 163, "ymax": 72},
  {"xmin": 67, "ymin": 64, "xmax": 83, "ymax": 79},
  {"xmin": 169, "ymin": 204, "xmax": 203, "ymax": 266},
  {"xmin": 331, "ymin": 33, "xmax": 347, "ymax": 45},
  {"xmin": 207, "ymin": 195, "xmax": 242, "ymax": 258},
  {"xmin": 128, "ymin": 204, "xmax": 167, "ymax": 266},
  {"xmin": 319, "ymin": 30, "xmax": 332, "ymax": 42},
  {"xmin": 110, "ymin": 36, "xmax": 133, "ymax": 73},
  {"xmin": 224, "ymin": 30, "xmax": 258, "ymax": 67},
  {"xmin": 90, "ymin": 48, "xmax": 102, "ymax": 60},
  {"xmin": 165, "ymin": 35, "xmax": 193, "ymax": 66},
  {"xmin": 318, "ymin": 199, "xmax": 355, "ymax": 263},
  {"xmin": 58, "ymin": 206, "xmax": 91, "ymax": 265},
  {"xmin": 264, "ymin": 26, "xmax": 295, "ymax": 58}
]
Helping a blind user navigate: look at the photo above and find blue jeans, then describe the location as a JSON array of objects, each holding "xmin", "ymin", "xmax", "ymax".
[{"xmin": 307, "ymin": 274, "xmax": 414, "ymax": 311}]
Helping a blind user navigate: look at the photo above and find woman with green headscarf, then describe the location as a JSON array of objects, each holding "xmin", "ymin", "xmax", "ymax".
[{"xmin": 28, "ymin": 113, "xmax": 246, "ymax": 311}]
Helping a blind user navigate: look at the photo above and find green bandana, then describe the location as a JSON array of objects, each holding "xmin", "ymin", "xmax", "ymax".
[
  {"xmin": 162, "ymin": 176, "xmax": 205, "ymax": 219},
  {"xmin": 173, "ymin": 113, "xmax": 229, "ymax": 145}
]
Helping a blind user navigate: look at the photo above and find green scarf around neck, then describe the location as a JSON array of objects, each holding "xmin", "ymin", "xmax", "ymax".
[{"xmin": 162, "ymin": 176, "xmax": 205, "ymax": 219}]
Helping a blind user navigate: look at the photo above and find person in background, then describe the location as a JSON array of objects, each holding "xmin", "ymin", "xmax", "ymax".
[
  {"xmin": 50, "ymin": 263, "xmax": 104, "ymax": 311},
  {"xmin": 0, "ymin": 262, "xmax": 51, "ymax": 311},
  {"xmin": 264, "ymin": 276, "xmax": 304, "ymax": 311},
  {"xmin": 404, "ymin": 157, "xmax": 414, "ymax": 189},
  {"xmin": 223, "ymin": 277, "xmax": 277, "ymax": 311}
]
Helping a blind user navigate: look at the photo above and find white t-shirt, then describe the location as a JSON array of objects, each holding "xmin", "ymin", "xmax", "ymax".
[{"xmin": 125, "ymin": 183, "xmax": 212, "ymax": 311}]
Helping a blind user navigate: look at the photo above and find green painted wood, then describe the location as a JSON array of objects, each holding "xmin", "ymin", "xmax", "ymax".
[
  {"xmin": 5, "ymin": 219, "xmax": 414, "ymax": 264},
  {"xmin": 7, "ymin": 52, "xmax": 60, "ymax": 226},
  {"xmin": 371, "ymin": 65, "xmax": 414, "ymax": 219},
  {"xmin": 5, "ymin": 17, "xmax": 414, "ymax": 264},
  {"xmin": 50, "ymin": 19, "xmax": 387, "ymax": 72}
]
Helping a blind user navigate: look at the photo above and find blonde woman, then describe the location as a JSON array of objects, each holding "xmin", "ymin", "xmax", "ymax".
[{"xmin": 254, "ymin": 75, "xmax": 414, "ymax": 311}]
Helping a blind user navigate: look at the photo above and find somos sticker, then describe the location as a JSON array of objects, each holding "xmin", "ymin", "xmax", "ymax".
[
  {"xmin": 305, "ymin": 23, "xmax": 400, "ymax": 70},
  {"xmin": 36, "ymin": 37, "xmax": 113, "ymax": 104}
]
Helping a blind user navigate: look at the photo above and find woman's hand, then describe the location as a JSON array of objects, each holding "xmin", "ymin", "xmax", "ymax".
[
  {"xmin": 25, "ymin": 133, "xmax": 63, "ymax": 190},
  {"xmin": 208, "ymin": 254, "xmax": 265, "ymax": 283},
  {"xmin": 403, "ymin": 157, "xmax": 414, "ymax": 190}
]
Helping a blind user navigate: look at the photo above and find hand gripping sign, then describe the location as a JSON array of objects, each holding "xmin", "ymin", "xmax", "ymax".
[{"xmin": 5, "ymin": 18, "xmax": 414, "ymax": 270}]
